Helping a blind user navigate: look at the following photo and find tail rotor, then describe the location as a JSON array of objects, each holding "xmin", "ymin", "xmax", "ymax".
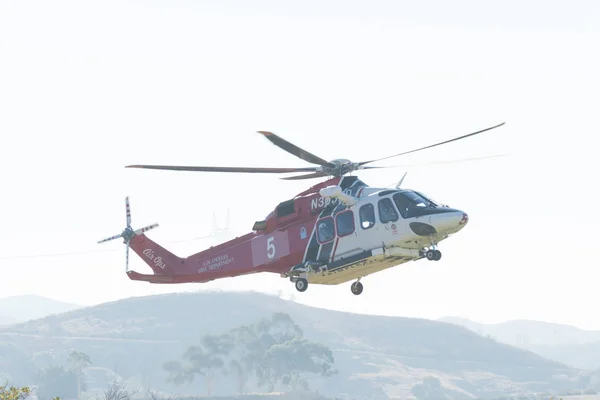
[
  {"xmin": 97, "ymin": 196, "xmax": 159, "ymax": 272},
  {"xmin": 126, "ymin": 195, "xmax": 131, "ymax": 226}
]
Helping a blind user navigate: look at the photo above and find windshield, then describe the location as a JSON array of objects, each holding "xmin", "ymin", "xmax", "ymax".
[
  {"xmin": 393, "ymin": 190, "xmax": 437, "ymax": 218},
  {"xmin": 414, "ymin": 191, "xmax": 440, "ymax": 207},
  {"xmin": 403, "ymin": 191, "xmax": 435, "ymax": 207}
]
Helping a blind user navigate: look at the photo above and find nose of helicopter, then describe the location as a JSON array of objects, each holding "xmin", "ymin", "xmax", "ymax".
[
  {"xmin": 408, "ymin": 209, "xmax": 469, "ymax": 237},
  {"xmin": 430, "ymin": 209, "xmax": 469, "ymax": 234}
]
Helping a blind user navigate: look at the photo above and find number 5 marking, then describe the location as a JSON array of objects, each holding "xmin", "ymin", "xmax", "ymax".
[{"xmin": 267, "ymin": 236, "xmax": 276, "ymax": 259}]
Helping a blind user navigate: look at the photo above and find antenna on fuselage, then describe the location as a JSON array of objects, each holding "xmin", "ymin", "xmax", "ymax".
[
  {"xmin": 171, "ymin": 210, "xmax": 231, "ymax": 243},
  {"xmin": 395, "ymin": 172, "xmax": 408, "ymax": 189},
  {"xmin": 211, "ymin": 209, "xmax": 232, "ymax": 237},
  {"xmin": 208, "ymin": 209, "xmax": 233, "ymax": 242},
  {"xmin": 211, "ymin": 209, "xmax": 230, "ymax": 232},
  {"xmin": 212, "ymin": 212, "xmax": 219, "ymax": 231}
]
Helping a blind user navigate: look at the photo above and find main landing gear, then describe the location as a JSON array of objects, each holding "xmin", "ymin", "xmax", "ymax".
[
  {"xmin": 290, "ymin": 275, "xmax": 365, "ymax": 295},
  {"xmin": 286, "ymin": 261, "xmax": 323, "ymax": 292},
  {"xmin": 294, "ymin": 277, "xmax": 308, "ymax": 292},
  {"xmin": 351, "ymin": 279, "xmax": 363, "ymax": 295}
]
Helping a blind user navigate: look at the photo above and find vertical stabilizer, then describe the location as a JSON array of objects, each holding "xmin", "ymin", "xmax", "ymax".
[{"xmin": 128, "ymin": 233, "xmax": 181, "ymax": 275}]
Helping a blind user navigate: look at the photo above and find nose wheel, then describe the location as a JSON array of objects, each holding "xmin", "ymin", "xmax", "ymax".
[
  {"xmin": 351, "ymin": 280, "xmax": 363, "ymax": 295},
  {"xmin": 423, "ymin": 243, "xmax": 442, "ymax": 261},
  {"xmin": 426, "ymin": 249, "xmax": 442, "ymax": 261}
]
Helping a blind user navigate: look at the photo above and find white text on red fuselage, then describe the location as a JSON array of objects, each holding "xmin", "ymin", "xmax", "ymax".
[
  {"xmin": 310, "ymin": 189, "xmax": 353, "ymax": 210},
  {"xmin": 311, "ymin": 196, "xmax": 339, "ymax": 210},
  {"xmin": 142, "ymin": 248, "xmax": 167, "ymax": 270},
  {"xmin": 198, "ymin": 254, "xmax": 234, "ymax": 273}
]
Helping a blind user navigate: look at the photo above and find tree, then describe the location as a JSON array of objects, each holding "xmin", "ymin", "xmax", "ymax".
[
  {"xmin": 260, "ymin": 337, "xmax": 336, "ymax": 391},
  {"xmin": 0, "ymin": 383, "xmax": 31, "ymax": 400},
  {"xmin": 165, "ymin": 312, "xmax": 337, "ymax": 395},
  {"xmin": 226, "ymin": 324, "xmax": 263, "ymax": 394},
  {"xmin": 163, "ymin": 335, "xmax": 231, "ymax": 396},
  {"xmin": 163, "ymin": 360, "xmax": 193, "ymax": 386},
  {"xmin": 0, "ymin": 343, "xmax": 37, "ymax": 387},
  {"xmin": 233, "ymin": 313, "xmax": 334, "ymax": 393},
  {"xmin": 103, "ymin": 380, "xmax": 136, "ymax": 400},
  {"xmin": 67, "ymin": 350, "xmax": 92, "ymax": 400},
  {"xmin": 247, "ymin": 313, "xmax": 334, "ymax": 392},
  {"xmin": 35, "ymin": 366, "xmax": 77, "ymax": 400},
  {"xmin": 189, "ymin": 345, "xmax": 223, "ymax": 395},
  {"xmin": 264, "ymin": 312, "xmax": 304, "ymax": 344}
]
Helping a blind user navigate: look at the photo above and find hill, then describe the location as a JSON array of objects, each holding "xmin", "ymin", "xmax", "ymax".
[
  {"xmin": 440, "ymin": 316, "xmax": 600, "ymax": 370},
  {"xmin": 0, "ymin": 294, "xmax": 83, "ymax": 324},
  {"xmin": 0, "ymin": 315, "xmax": 17, "ymax": 326},
  {"xmin": 0, "ymin": 291, "xmax": 596, "ymax": 399},
  {"xmin": 439, "ymin": 317, "xmax": 600, "ymax": 346},
  {"xmin": 526, "ymin": 342, "xmax": 600, "ymax": 371}
]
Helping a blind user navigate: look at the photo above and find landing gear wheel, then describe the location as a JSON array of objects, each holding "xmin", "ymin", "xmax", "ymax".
[
  {"xmin": 426, "ymin": 249, "xmax": 442, "ymax": 261},
  {"xmin": 351, "ymin": 281, "xmax": 363, "ymax": 295},
  {"xmin": 295, "ymin": 278, "xmax": 308, "ymax": 292}
]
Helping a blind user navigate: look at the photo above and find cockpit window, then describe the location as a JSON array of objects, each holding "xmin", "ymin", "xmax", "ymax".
[
  {"xmin": 393, "ymin": 191, "xmax": 436, "ymax": 218},
  {"xmin": 393, "ymin": 193, "xmax": 410, "ymax": 218},
  {"xmin": 415, "ymin": 191, "xmax": 439, "ymax": 207}
]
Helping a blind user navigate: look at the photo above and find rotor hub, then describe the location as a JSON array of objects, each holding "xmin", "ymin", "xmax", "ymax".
[
  {"xmin": 122, "ymin": 226, "xmax": 135, "ymax": 242},
  {"xmin": 321, "ymin": 159, "xmax": 358, "ymax": 177}
]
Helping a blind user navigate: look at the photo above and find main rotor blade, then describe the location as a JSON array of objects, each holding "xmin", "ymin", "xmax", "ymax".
[
  {"xmin": 279, "ymin": 172, "xmax": 329, "ymax": 180},
  {"xmin": 125, "ymin": 165, "xmax": 318, "ymax": 174},
  {"xmin": 383, "ymin": 153, "xmax": 511, "ymax": 168},
  {"xmin": 258, "ymin": 131, "xmax": 332, "ymax": 167},
  {"xmin": 359, "ymin": 122, "xmax": 505, "ymax": 166}
]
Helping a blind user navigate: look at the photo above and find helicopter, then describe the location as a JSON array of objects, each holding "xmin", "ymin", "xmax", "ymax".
[{"xmin": 98, "ymin": 122, "xmax": 505, "ymax": 295}]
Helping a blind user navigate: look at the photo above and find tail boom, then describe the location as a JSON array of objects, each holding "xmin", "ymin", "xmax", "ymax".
[
  {"xmin": 128, "ymin": 228, "xmax": 302, "ymax": 283},
  {"xmin": 127, "ymin": 230, "xmax": 265, "ymax": 279}
]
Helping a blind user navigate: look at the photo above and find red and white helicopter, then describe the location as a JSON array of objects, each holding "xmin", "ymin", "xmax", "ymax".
[{"xmin": 98, "ymin": 123, "xmax": 504, "ymax": 295}]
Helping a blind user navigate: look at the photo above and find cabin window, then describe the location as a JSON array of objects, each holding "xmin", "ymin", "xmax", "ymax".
[
  {"xmin": 378, "ymin": 197, "xmax": 399, "ymax": 223},
  {"xmin": 276, "ymin": 199, "xmax": 295, "ymax": 218},
  {"xmin": 335, "ymin": 210, "xmax": 355, "ymax": 237},
  {"xmin": 359, "ymin": 203, "xmax": 375, "ymax": 229},
  {"xmin": 392, "ymin": 192, "xmax": 410, "ymax": 218},
  {"xmin": 316, "ymin": 217, "xmax": 335, "ymax": 243}
]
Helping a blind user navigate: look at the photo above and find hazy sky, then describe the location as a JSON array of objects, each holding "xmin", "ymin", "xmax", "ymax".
[{"xmin": 1, "ymin": 0, "xmax": 599, "ymax": 329}]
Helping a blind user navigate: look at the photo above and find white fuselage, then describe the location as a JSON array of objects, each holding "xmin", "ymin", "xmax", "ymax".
[{"xmin": 308, "ymin": 186, "xmax": 468, "ymax": 285}]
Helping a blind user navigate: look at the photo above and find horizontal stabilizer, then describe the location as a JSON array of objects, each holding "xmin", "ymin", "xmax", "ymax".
[{"xmin": 126, "ymin": 271, "xmax": 176, "ymax": 284}]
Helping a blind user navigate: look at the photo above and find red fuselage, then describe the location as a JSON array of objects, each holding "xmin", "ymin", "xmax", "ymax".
[{"xmin": 126, "ymin": 176, "xmax": 362, "ymax": 284}]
